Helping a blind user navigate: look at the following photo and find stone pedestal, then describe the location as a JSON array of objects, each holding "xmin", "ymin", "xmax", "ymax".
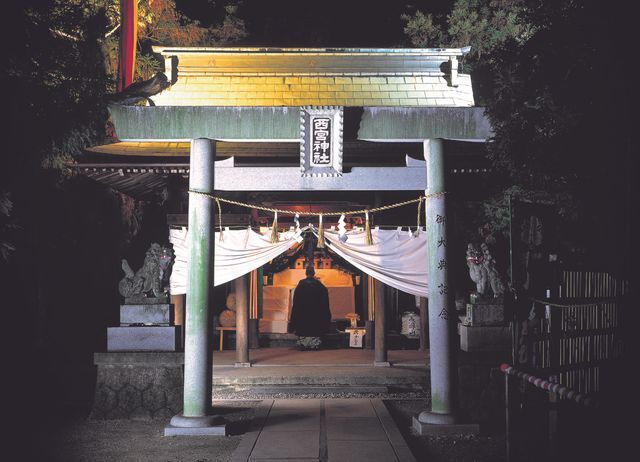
[
  {"xmin": 109, "ymin": 299, "xmax": 178, "ymax": 351},
  {"xmin": 460, "ymin": 296, "xmax": 509, "ymax": 352},
  {"xmin": 412, "ymin": 417, "xmax": 480, "ymax": 436},
  {"xmin": 165, "ymin": 416, "xmax": 227, "ymax": 436},
  {"xmin": 91, "ymin": 352, "xmax": 184, "ymax": 420},
  {"xmin": 125, "ymin": 296, "xmax": 170, "ymax": 305},
  {"xmin": 107, "ymin": 326, "xmax": 181, "ymax": 351},
  {"xmin": 120, "ymin": 304, "xmax": 173, "ymax": 326},
  {"xmin": 464, "ymin": 302, "xmax": 504, "ymax": 326},
  {"xmin": 459, "ymin": 324, "xmax": 511, "ymax": 352}
]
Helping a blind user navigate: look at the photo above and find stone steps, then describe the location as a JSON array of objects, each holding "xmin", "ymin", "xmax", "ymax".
[
  {"xmin": 245, "ymin": 385, "xmax": 390, "ymax": 394},
  {"xmin": 212, "ymin": 373, "xmax": 428, "ymax": 387}
]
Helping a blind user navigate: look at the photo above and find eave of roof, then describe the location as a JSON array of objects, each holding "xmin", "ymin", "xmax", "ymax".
[
  {"xmin": 149, "ymin": 46, "xmax": 474, "ymax": 108},
  {"xmin": 151, "ymin": 46, "xmax": 471, "ymax": 55}
]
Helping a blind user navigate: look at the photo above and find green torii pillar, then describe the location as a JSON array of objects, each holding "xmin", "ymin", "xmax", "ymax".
[
  {"xmin": 165, "ymin": 138, "xmax": 225, "ymax": 436},
  {"xmin": 419, "ymin": 139, "xmax": 456, "ymax": 424}
]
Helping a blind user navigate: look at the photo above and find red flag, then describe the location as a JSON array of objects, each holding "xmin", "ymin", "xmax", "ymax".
[{"xmin": 117, "ymin": 0, "xmax": 138, "ymax": 91}]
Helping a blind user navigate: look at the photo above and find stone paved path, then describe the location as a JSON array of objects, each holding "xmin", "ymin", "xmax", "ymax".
[{"xmin": 231, "ymin": 398, "xmax": 415, "ymax": 462}]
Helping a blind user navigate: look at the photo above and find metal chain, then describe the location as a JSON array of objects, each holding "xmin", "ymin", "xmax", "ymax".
[{"xmin": 188, "ymin": 190, "xmax": 446, "ymax": 217}]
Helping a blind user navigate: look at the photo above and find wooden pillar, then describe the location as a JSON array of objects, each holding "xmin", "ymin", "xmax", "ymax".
[
  {"xmin": 374, "ymin": 279, "xmax": 390, "ymax": 366},
  {"xmin": 419, "ymin": 297, "xmax": 428, "ymax": 351},
  {"xmin": 235, "ymin": 274, "xmax": 250, "ymax": 367},
  {"xmin": 363, "ymin": 274, "xmax": 374, "ymax": 349},
  {"xmin": 248, "ymin": 268, "xmax": 261, "ymax": 349}
]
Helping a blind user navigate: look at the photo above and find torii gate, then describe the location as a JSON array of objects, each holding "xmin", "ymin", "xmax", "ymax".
[{"xmin": 104, "ymin": 47, "xmax": 492, "ymax": 435}]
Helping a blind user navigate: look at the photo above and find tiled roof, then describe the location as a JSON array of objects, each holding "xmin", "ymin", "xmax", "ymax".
[{"xmin": 150, "ymin": 47, "xmax": 474, "ymax": 107}]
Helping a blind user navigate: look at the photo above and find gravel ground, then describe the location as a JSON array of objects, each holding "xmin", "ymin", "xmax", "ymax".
[
  {"xmin": 28, "ymin": 400, "xmax": 261, "ymax": 462},
  {"xmin": 24, "ymin": 391, "xmax": 506, "ymax": 462},
  {"xmin": 384, "ymin": 399, "xmax": 506, "ymax": 462}
]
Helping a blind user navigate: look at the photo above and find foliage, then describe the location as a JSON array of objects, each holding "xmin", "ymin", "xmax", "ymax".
[
  {"xmin": 138, "ymin": 0, "xmax": 209, "ymax": 46},
  {"xmin": 1, "ymin": 0, "xmax": 250, "ymax": 344},
  {"xmin": 4, "ymin": 0, "xmax": 247, "ymax": 187},
  {"xmin": 486, "ymin": 2, "xmax": 631, "ymax": 265},
  {"xmin": 403, "ymin": 1, "xmax": 632, "ymax": 267},
  {"xmin": 135, "ymin": 52, "xmax": 161, "ymax": 81},
  {"xmin": 132, "ymin": 0, "xmax": 246, "ymax": 80},
  {"xmin": 447, "ymin": 0, "xmax": 531, "ymax": 59},
  {"xmin": 210, "ymin": 4, "xmax": 248, "ymax": 43},
  {"xmin": 402, "ymin": 1, "xmax": 531, "ymax": 56},
  {"xmin": 43, "ymin": 0, "xmax": 247, "ymax": 86},
  {"xmin": 402, "ymin": 0, "xmax": 531, "ymax": 103},
  {"xmin": 401, "ymin": 10, "xmax": 446, "ymax": 48}
]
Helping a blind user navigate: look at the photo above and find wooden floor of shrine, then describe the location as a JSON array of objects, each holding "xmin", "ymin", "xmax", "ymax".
[{"xmin": 212, "ymin": 347, "xmax": 428, "ymax": 367}]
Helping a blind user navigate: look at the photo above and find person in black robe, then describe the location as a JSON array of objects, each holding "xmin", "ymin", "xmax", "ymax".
[{"xmin": 288, "ymin": 266, "xmax": 331, "ymax": 349}]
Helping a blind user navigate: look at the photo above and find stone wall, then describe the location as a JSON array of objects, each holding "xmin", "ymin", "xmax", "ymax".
[{"xmin": 90, "ymin": 352, "xmax": 184, "ymax": 420}]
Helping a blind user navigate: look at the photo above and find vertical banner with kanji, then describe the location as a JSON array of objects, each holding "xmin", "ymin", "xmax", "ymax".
[{"xmin": 118, "ymin": 0, "xmax": 138, "ymax": 92}]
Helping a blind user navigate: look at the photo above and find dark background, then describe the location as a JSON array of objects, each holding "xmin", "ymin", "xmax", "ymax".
[
  {"xmin": 179, "ymin": 0, "xmax": 453, "ymax": 47},
  {"xmin": 2, "ymin": 3, "xmax": 635, "ymax": 451}
]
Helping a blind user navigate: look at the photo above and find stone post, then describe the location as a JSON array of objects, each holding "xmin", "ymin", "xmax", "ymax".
[
  {"xmin": 417, "ymin": 138, "xmax": 457, "ymax": 426},
  {"xmin": 374, "ymin": 279, "xmax": 390, "ymax": 366},
  {"xmin": 166, "ymin": 138, "xmax": 225, "ymax": 435},
  {"xmin": 235, "ymin": 273, "xmax": 250, "ymax": 367}
]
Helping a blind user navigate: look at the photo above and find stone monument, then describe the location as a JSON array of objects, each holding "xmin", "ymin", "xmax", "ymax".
[{"xmin": 108, "ymin": 243, "xmax": 181, "ymax": 351}]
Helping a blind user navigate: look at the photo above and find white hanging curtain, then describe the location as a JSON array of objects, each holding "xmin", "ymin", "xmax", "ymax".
[
  {"xmin": 169, "ymin": 225, "xmax": 427, "ymax": 298},
  {"xmin": 169, "ymin": 227, "xmax": 304, "ymax": 294},
  {"xmin": 314, "ymin": 227, "xmax": 428, "ymax": 298}
]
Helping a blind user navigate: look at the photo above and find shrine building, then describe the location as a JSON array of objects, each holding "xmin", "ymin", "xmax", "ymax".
[{"xmin": 79, "ymin": 47, "xmax": 493, "ymax": 435}]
